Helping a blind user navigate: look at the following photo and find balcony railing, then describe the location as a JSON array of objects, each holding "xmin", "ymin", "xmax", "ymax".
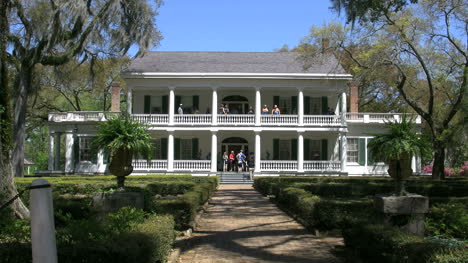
[
  {"xmin": 49, "ymin": 112, "xmax": 420, "ymax": 126},
  {"xmin": 346, "ymin": 113, "xmax": 421, "ymax": 124},
  {"xmin": 173, "ymin": 160, "xmax": 211, "ymax": 171},
  {"xmin": 174, "ymin": 114, "xmax": 212, "ymax": 125},
  {"xmin": 132, "ymin": 160, "xmax": 168, "ymax": 170},
  {"xmin": 217, "ymin": 114, "xmax": 255, "ymax": 125},
  {"xmin": 303, "ymin": 161, "xmax": 341, "ymax": 171},
  {"xmin": 260, "ymin": 160, "xmax": 297, "ymax": 171}
]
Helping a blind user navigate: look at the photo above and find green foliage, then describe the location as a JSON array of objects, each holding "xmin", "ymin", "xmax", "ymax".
[
  {"xmin": 343, "ymin": 223, "xmax": 466, "ymax": 263},
  {"xmin": 425, "ymin": 202, "xmax": 468, "ymax": 239},
  {"xmin": 367, "ymin": 115, "xmax": 432, "ymax": 162},
  {"xmin": 93, "ymin": 114, "xmax": 153, "ymax": 158}
]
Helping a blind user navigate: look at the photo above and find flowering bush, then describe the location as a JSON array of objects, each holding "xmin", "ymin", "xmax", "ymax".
[
  {"xmin": 422, "ymin": 163, "xmax": 468, "ymax": 176},
  {"xmin": 422, "ymin": 164, "xmax": 433, "ymax": 173}
]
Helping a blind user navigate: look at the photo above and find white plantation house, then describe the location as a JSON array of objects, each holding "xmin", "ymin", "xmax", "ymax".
[{"xmin": 46, "ymin": 52, "xmax": 422, "ymax": 176}]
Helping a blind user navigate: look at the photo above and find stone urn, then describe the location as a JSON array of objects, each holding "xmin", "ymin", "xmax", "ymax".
[
  {"xmin": 109, "ymin": 148, "xmax": 133, "ymax": 189},
  {"xmin": 387, "ymin": 152, "xmax": 413, "ymax": 196}
]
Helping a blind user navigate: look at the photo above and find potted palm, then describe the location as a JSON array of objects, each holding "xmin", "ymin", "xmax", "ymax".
[
  {"xmin": 367, "ymin": 114, "xmax": 431, "ymax": 196},
  {"xmin": 93, "ymin": 114, "xmax": 152, "ymax": 189}
]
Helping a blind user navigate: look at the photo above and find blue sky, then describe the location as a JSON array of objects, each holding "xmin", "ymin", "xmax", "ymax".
[{"xmin": 155, "ymin": 0, "xmax": 340, "ymax": 52}]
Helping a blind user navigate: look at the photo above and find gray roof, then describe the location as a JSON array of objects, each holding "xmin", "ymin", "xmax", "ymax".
[{"xmin": 126, "ymin": 52, "xmax": 348, "ymax": 74}]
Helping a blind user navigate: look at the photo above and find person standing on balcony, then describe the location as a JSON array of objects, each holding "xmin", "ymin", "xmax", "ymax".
[
  {"xmin": 222, "ymin": 151, "xmax": 228, "ymax": 172},
  {"xmin": 262, "ymin": 105, "xmax": 269, "ymax": 115},
  {"xmin": 219, "ymin": 104, "xmax": 225, "ymax": 114},
  {"xmin": 247, "ymin": 106, "xmax": 254, "ymax": 114},
  {"xmin": 224, "ymin": 104, "xmax": 230, "ymax": 114},
  {"xmin": 272, "ymin": 105, "xmax": 281, "ymax": 115},
  {"xmin": 178, "ymin": 104, "xmax": 184, "ymax": 114}
]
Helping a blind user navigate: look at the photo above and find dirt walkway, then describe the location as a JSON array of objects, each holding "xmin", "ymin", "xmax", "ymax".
[{"xmin": 177, "ymin": 185, "xmax": 343, "ymax": 263}]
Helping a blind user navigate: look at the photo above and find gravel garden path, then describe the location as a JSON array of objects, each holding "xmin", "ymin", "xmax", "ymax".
[{"xmin": 177, "ymin": 185, "xmax": 343, "ymax": 263}]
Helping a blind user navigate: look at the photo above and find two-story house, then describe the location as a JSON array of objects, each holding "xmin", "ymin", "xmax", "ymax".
[{"xmin": 46, "ymin": 52, "xmax": 421, "ymax": 176}]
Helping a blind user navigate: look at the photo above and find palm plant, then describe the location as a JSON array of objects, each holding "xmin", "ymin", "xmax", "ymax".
[
  {"xmin": 367, "ymin": 115, "xmax": 431, "ymax": 196},
  {"xmin": 93, "ymin": 114, "xmax": 152, "ymax": 188}
]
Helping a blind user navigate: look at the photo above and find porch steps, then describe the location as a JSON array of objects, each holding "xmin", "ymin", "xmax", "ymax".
[{"xmin": 218, "ymin": 172, "xmax": 253, "ymax": 185}]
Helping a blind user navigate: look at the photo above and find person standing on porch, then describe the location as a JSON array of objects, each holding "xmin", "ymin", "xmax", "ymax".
[
  {"xmin": 222, "ymin": 152, "xmax": 228, "ymax": 172},
  {"xmin": 178, "ymin": 104, "xmax": 184, "ymax": 114},
  {"xmin": 262, "ymin": 105, "xmax": 269, "ymax": 115},
  {"xmin": 237, "ymin": 150, "xmax": 246, "ymax": 172},
  {"xmin": 229, "ymin": 151, "xmax": 235, "ymax": 171},
  {"xmin": 247, "ymin": 106, "xmax": 254, "ymax": 114}
]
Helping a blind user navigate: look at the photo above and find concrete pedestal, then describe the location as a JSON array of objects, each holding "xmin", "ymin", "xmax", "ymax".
[
  {"xmin": 92, "ymin": 192, "xmax": 144, "ymax": 215},
  {"xmin": 374, "ymin": 195, "xmax": 429, "ymax": 236}
]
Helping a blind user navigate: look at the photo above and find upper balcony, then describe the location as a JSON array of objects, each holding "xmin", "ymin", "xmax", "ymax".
[{"xmin": 48, "ymin": 112, "xmax": 420, "ymax": 127}]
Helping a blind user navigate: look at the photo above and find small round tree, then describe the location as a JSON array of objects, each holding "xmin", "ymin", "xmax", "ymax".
[
  {"xmin": 367, "ymin": 115, "xmax": 431, "ymax": 196},
  {"xmin": 93, "ymin": 114, "xmax": 152, "ymax": 189}
]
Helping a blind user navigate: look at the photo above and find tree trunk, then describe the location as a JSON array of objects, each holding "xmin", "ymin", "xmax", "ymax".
[
  {"xmin": 432, "ymin": 142, "xmax": 446, "ymax": 180},
  {"xmin": 12, "ymin": 67, "xmax": 32, "ymax": 178}
]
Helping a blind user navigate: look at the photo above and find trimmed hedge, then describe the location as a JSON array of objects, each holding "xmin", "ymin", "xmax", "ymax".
[
  {"xmin": 343, "ymin": 223, "xmax": 467, "ymax": 263},
  {"xmin": 0, "ymin": 209, "xmax": 175, "ymax": 263}
]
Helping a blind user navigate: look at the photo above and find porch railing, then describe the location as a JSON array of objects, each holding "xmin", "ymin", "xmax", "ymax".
[
  {"xmin": 132, "ymin": 114, "xmax": 168, "ymax": 124},
  {"xmin": 260, "ymin": 160, "xmax": 297, "ymax": 171},
  {"xmin": 174, "ymin": 114, "xmax": 211, "ymax": 125},
  {"xmin": 132, "ymin": 160, "xmax": 168, "ymax": 170},
  {"xmin": 48, "ymin": 112, "xmax": 110, "ymax": 122},
  {"xmin": 346, "ymin": 113, "xmax": 421, "ymax": 123},
  {"xmin": 303, "ymin": 161, "xmax": 341, "ymax": 171},
  {"xmin": 173, "ymin": 160, "xmax": 211, "ymax": 171},
  {"xmin": 261, "ymin": 115, "xmax": 298, "ymax": 125},
  {"xmin": 217, "ymin": 114, "xmax": 255, "ymax": 125},
  {"xmin": 303, "ymin": 115, "xmax": 341, "ymax": 126}
]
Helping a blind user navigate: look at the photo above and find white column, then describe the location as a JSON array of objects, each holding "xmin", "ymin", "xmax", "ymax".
[
  {"xmin": 167, "ymin": 132, "xmax": 174, "ymax": 172},
  {"xmin": 254, "ymin": 131, "xmax": 261, "ymax": 172},
  {"xmin": 341, "ymin": 91, "xmax": 347, "ymax": 126},
  {"xmin": 97, "ymin": 149, "xmax": 104, "ymax": 172},
  {"xmin": 298, "ymin": 132, "xmax": 304, "ymax": 172},
  {"xmin": 211, "ymin": 131, "xmax": 217, "ymax": 172},
  {"xmin": 340, "ymin": 133, "xmax": 347, "ymax": 172},
  {"xmin": 255, "ymin": 87, "xmax": 261, "ymax": 126},
  {"xmin": 48, "ymin": 134, "xmax": 55, "ymax": 170},
  {"xmin": 211, "ymin": 88, "xmax": 218, "ymax": 125},
  {"xmin": 54, "ymin": 133, "xmax": 60, "ymax": 170},
  {"xmin": 64, "ymin": 133, "xmax": 74, "ymax": 173},
  {"xmin": 127, "ymin": 87, "xmax": 133, "ymax": 114},
  {"xmin": 168, "ymin": 87, "xmax": 175, "ymax": 126},
  {"xmin": 298, "ymin": 89, "xmax": 304, "ymax": 126}
]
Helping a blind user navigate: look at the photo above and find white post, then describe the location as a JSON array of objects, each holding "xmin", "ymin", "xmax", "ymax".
[
  {"xmin": 167, "ymin": 132, "xmax": 174, "ymax": 172},
  {"xmin": 211, "ymin": 88, "xmax": 218, "ymax": 126},
  {"xmin": 30, "ymin": 179, "xmax": 57, "ymax": 263},
  {"xmin": 64, "ymin": 133, "xmax": 74, "ymax": 172},
  {"xmin": 298, "ymin": 132, "xmax": 304, "ymax": 172},
  {"xmin": 48, "ymin": 134, "xmax": 55, "ymax": 170},
  {"xmin": 53, "ymin": 133, "xmax": 60, "ymax": 170},
  {"xmin": 168, "ymin": 87, "xmax": 175, "ymax": 126},
  {"xmin": 340, "ymin": 133, "xmax": 347, "ymax": 172},
  {"xmin": 254, "ymin": 131, "xmax": 261, "ymax": 172},
  {"xmin": 298, "ymin": 89, "xmax": 304, "ymax": 126},
  {"xmin": 341, "ymin": 91, "xmax": 347, "ymax": 126},
  {"xmin": 211, "ymin": 131, "xmax": 217, "ymax": 173},
  {"xmin": 97, "ymin": 149, "xmax": 104, "ymax": 172},
  {"xmin": 255, "ymin": 87, "xmax": 261, "ymax": 126},
  {"xmin": 127, "ymin": 87, "xmax": 133, "ymax": 115}
]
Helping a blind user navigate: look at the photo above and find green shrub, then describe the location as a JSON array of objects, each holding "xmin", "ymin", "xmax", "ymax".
[
  {"xmin": 343, "ymin": 223, "xmax": 466, "ymax": 263},
  {"xmin": 425, "ymin": 202, "xmax": 468, "ymax": 239}
]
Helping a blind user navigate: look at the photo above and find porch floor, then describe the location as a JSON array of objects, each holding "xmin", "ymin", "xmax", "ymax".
[{"xmin": 176, "ymin": 185, "xmax": 343, "ymax": 263}]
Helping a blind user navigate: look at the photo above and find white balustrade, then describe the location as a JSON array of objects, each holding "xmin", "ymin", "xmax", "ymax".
[
  {"xmin": 260, "ymin": 160, "xmax": 297, "ymax": 171},
  {"xmin": 132, "ymin": 114, "xmax": 168, "ymax": 124},
  {"xmin": 346, "ymin": 113, "xmax": 418, "ymax": 123},
  {"xmin": 260, "ymin": 115, "xmax": 298, "ymax": 125},
  {"xmin": 217, "ymin": 114, "xmax": 255, "ymax": 125},
  {"xmin": 303, "ymin": 161, "xmax": 341, "ymax": 171},
  {"xmin": 173, "ymin": 160, "xmax": 211, "ymax": 171},
  {"xmin": 48, "ymin": 112, "xmax": 108, "ymax": 122},
  {"xmin": 174, "ymin": 114, "xmax": 211, "ymax": 125},
  {"xmin": 132, "ymin": 160, "xmax": 168, "ymax": 170},
  {"xmin": 303, "ymin": 115, "xmax": 341, "ymax": 126}
]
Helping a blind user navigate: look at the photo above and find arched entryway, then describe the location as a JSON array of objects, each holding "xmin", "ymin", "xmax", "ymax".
[
  {"xmin": 222, "ymin": 95, "xmax": 249, "ymax": 114},
  {"xmin": 221, "ymin": 137, "xmax": 249, "ymax": 156}
]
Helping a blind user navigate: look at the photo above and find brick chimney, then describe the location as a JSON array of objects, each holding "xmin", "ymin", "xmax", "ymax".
[
  {"xmin": 110, "ymin": 82, "xmax": 121, "ymax": 112},
  {"xmin": 349, "ymin": 82, "xmax": 359, "ymax": 113}
]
